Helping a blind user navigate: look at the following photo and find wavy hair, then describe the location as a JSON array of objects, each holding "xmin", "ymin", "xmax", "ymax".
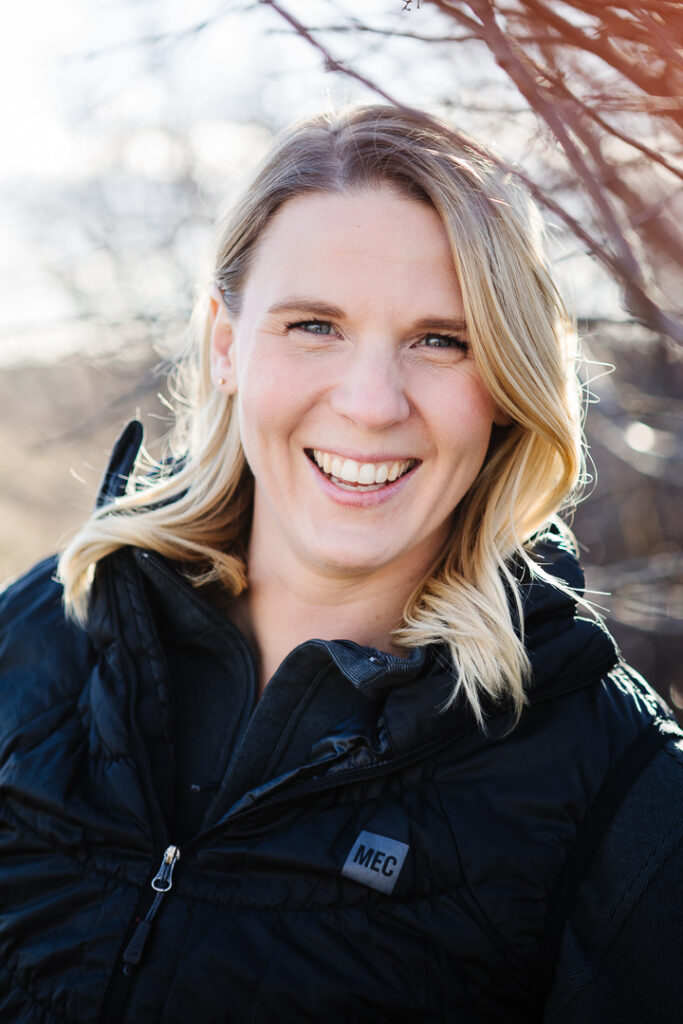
[{"xmin": 58, "ymin": 104, "xmax": 584, "ymax": 725}]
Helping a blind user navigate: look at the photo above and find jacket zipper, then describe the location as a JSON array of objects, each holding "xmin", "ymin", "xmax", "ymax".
[
  {"xmin": 98, "ymin": 847, "xmax": 179, "ymax": 1024},
  {"xmin": 121, "ymin": 845, "xmax": 181, "ymax": 972},
  {"xmin": 172, "ymin": 731, "xmax": 458, "ymax": 870}
]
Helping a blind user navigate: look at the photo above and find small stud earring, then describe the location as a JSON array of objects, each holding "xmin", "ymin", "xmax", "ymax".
[{"xmin": 217, "ymin": 377, "xmax": 226, "ymax": 387}]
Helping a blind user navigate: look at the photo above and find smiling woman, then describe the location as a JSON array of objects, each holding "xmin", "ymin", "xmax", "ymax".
[
  {"xmin": 207, "ymin": 187, "xmax": 506, "ymax": 688},
  {"xmin": 1, "ymin": 105, "xmax": 681, "ymax": 1023}
]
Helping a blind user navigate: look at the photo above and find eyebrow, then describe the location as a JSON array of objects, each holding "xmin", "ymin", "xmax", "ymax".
[
  {"xmin": 266, "ymin": 298, "xmax": 468, "ymax": 333},
  {"xmin": 267, "ymin": 298, "xmax": 346, "ymax": 319}
]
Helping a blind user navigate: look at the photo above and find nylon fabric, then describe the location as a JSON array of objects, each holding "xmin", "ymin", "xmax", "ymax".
[{"xmin": 0, "ymin": 440, "xmax": 680, "ymax": 1021}]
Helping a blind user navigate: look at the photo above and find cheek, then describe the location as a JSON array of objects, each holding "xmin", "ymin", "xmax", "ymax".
[
  {"xmin": 436, "ymin": 378, "xmax": 497, "ymax": 459},
  {"xmin": 235, "ymin": 356, "xmax": 309, "ymax": 459}
]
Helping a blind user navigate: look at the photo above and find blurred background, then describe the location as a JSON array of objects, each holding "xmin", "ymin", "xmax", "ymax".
[{"xmin": 0, "ymin": 0, "xmax": 681, "ymax": 713}]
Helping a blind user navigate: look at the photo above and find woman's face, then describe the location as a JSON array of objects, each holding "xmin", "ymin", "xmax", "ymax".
[{"xmin": 210, "ymin": 186, "xmax": 504, "ymax": 586}]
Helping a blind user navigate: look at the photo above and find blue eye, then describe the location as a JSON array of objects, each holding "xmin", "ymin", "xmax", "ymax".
[
  {"xmin": 287, "ymin": 320, "xmax": 334, "ymax": 335},
  {"xmin": 422, "ymin": 333, "xmax": 469, "ymax": 352}
]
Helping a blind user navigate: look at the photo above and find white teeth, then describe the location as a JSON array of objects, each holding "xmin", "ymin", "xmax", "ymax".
[
  {"xmin": 340, "ymin": 459, "xmax": 359, "ymax": 483},
  {"xmin": 311, "ymin": 450, "xmax": 414, "ymax": 487}
]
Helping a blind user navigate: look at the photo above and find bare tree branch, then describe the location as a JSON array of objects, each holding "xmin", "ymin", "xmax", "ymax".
[
  {"xmin": 466, "ymin": 1, "xmax": 643, "ymax": 277},
  {"xmin": 259, "ymin": 0, "xmax": 683, "ymax": 344},
  {"xmin": 517, "ymin": 0, "xmax": 683, "ymax": 106},
  {"xmin": 69, "ymin": 3, "xmax": 255, "ymax": 61},
  {"xmin": 266, "ymin": 23, "xmax": 479, "ymax": 44}
]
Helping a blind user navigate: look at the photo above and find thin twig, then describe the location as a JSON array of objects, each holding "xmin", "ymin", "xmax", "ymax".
[
  {"xmin": 518, "ymin": 0, "xmax": 682, "ymax": 107},
  {"xmin": 266, "ymin": 23, "xmax": 479, "ymax": 44},
  {"xmin": 523, "ymin": 53, "xmax": 683, "ymax": 181}
]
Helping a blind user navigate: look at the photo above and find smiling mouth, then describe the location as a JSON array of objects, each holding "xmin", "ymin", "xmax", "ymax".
[{"xmin": 306, "ymin": 449, "xmax": 418, "ymax": 491}]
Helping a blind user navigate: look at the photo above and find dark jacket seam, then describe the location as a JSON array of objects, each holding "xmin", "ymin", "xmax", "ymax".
[
  {"xmin": 86, "ymin": 751, "xmax": 136, "ymax": 766},
  {"xmin": 174, "ymin": 878, "xmax": 469, "ymax": 913},
  {"xmin": 0, "ymin": 803, "xmax": 148, "ymax": 891},
  {"xmin": 431, "ymin": 777, "xmax": 530, "ymax": 978},
  {"xmin": 120, "ymin": 557, "xmax": 173, "ymax": 749},
  {"xmin": 0, "ymin": 696, "xmax": 82, "ymax": 760}
]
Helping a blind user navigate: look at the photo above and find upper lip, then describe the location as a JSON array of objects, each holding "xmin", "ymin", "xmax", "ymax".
[{"xmin": 305, "ymin": 446, "xmax": 419, "ymax": 464}]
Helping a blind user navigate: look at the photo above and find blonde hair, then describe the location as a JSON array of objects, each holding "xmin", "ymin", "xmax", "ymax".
[{"xmin": 58, "ymin": 105, "xmax": 584, "ymax": 725}]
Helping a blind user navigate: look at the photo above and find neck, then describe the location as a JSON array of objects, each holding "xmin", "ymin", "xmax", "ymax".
[{"xmin": 239, "ymin": 549, "xmax": 429, "ymax": 697}]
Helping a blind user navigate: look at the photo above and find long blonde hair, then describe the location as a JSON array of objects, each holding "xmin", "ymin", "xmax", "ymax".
[{"xmin": 58, "ymin": 105, "xmax": 584, "ymax": 725}]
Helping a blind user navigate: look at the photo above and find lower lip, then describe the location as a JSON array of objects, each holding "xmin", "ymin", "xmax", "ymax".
[{"xmin": 306, "ymin": 456, "xmax": 418, "ymax": 508}]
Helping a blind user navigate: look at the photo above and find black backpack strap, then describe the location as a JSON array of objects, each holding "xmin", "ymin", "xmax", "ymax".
[
  {"xmin": 96, "ymin": 420, "xmax": 144, "ymax": 509},
  {"xmin": 537, "ymin": 720, "xmax": 671, "ymax": 999}
]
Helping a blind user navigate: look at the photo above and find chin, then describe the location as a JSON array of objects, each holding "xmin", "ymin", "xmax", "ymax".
[{"xmin": 303, "ymin": 539, "xmax": 394, "ymax": 577}]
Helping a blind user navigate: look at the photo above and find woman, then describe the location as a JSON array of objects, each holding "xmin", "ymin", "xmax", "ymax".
[{"xmin": 0, "ymin": 105, "xmax": 680, "ymax": 1023}]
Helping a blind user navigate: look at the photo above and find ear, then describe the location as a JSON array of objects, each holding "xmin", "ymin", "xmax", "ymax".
[{"xmin": 209, "ymin": 284, "xmax": 238, "ymax": 394}]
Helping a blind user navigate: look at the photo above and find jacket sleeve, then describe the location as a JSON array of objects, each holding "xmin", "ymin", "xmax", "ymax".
[{"xmin": 542, "ymin": 737, "xmax": 683, "ymax": 1023}]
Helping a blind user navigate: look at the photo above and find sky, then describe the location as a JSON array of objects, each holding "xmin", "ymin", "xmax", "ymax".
[{"xmin": 0, "ymin": 0, "xmax": 622, "ymax": 365}]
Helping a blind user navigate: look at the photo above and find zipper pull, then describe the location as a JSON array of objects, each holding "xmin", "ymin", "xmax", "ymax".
[
  {"xmin": 151, "ymin": 844, "xmax": 180, "ymax": 892},
  {"xmin": 122, "ymin": 919, "xmax": 152, "ymax": 970},
  {"xmin": 122, "ymin": 846, "xmax": 181, "ymax": 971}
]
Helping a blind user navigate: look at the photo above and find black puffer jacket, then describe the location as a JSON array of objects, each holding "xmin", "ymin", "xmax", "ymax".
[{"xmin": 0, "ymin": 444, "xmax": 681, "ymax": 1022}]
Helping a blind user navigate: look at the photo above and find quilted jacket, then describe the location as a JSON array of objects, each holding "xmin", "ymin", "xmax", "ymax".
[{"xmin": 0, "ymin": 430, "xmax": 681, "ymax": 1023}]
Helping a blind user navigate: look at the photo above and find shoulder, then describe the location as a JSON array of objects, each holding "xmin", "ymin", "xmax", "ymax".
[
  {"xmin": 518, "ymin": 651, "xmax": 676, "ymax": 774},
  {"xmin": 594, "ymin": 659, "xmax": 672, "ymax": 726},
  {"xmin": 0, "ymin": 556, "xmax": 94, "ymax": 731},
  {"xmin": 0, "ymin": 555, "xmax": 63, "ymax": 632},
  {"xmin": 0, "ymin": 554, "xmax": 89, "ymax": 664},
  {"xmin": 543, "ymin": 734, "xmax": 683, "ymax": 1022}
]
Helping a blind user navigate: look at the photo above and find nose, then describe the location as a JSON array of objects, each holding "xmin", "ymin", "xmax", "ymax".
[{"xmin": 329, "ymin": 344, "xmax": 411, "ymax": 431}]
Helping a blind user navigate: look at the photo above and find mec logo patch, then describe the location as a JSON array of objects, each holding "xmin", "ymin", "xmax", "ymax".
[{"xmin": 341, "ymin": 830, "xmax": 409, "ymax": 894}]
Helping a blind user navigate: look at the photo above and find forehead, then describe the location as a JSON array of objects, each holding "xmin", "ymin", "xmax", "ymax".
[{"xmin": 240, "ymin": 187, "xmax": 464, "ymax": 317}]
